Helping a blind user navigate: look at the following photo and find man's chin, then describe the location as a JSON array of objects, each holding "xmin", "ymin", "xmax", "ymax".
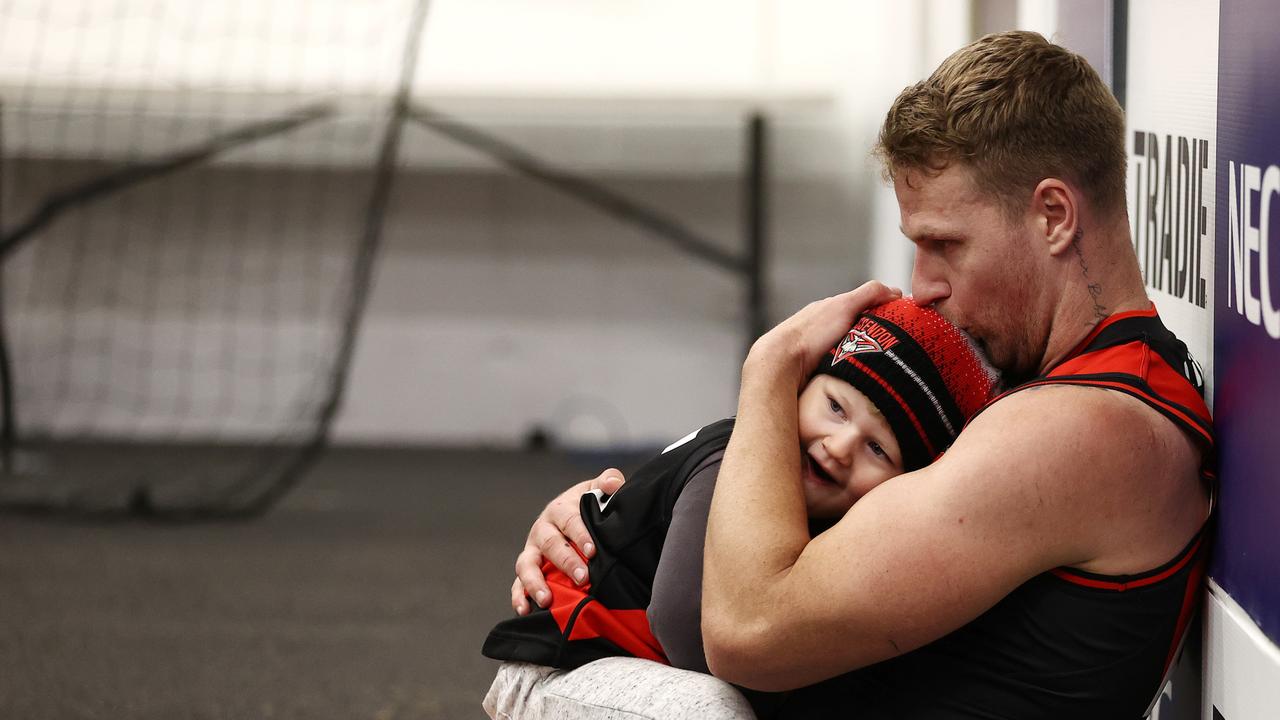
[
  {"xmin": 976, "ymin": 338, "xmax": 1026, "ymax": 382},
  {"xmin": 992, "ymin": 351, "xmax": 1040, "ymax": 386}
]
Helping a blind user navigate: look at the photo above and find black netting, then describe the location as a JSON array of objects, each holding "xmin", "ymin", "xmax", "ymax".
[{"xmin": 0, "ymin": 0, "xmax": 429, "ymax": 518}]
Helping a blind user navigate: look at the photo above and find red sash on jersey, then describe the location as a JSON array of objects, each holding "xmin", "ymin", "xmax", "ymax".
[{"xmin": 540, "ymin": 557, "xmax": 669, "ymax": 664}]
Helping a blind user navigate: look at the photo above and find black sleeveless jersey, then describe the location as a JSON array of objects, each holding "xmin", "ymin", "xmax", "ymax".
[
  {"xmin": 481, "ymin": 418, "xmax": 736, "ymax": 669},
  {"xmin": 778, "ymin": 307, "xmax": 1215, "ymax": 720}
]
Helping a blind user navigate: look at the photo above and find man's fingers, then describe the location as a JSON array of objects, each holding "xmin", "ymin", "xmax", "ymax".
[
  {"xmin": 840, "ymin": 280, "xmax": 903, "ymax": 312},
  {"xmin": 569, "ymin": 469, "xmax": 625, "ymax": 558},
  {"xmin": 562, "ymin": 511, "xmax": 597, "ymax": 559},
  {"xmin": 786, "ymin": 281, "xmax": 906, "ymax": 373},
  {"xmin": 534, "ymin": 520, "xmax": 590, "ymax": 586},
  {"xmin": 588, "ymin": 468, "xmax": 626, "ymax": 495},
  {"xmin": 507, "ymin": 468, "xmax": 624, "ymax": 611},
  {"xmin": 511, "ymin": 577, "xmax": 530, "ymax": 615},
  {"xmin": 515, "ymin": 546, "xmax": 553, "ymax": 609}
]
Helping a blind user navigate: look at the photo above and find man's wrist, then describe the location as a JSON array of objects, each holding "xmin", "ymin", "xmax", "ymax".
[
  {"xmin": 743, "ymin": 333, "xmax": 807, "ymax": 391},
  {"xmin": 738, "ymin": 357, "xmax": 806, "ymax": 421}
]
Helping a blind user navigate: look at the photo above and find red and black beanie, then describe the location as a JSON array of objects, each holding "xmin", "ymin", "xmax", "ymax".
[{"xmin": 813, "ymin": 298, "xmax": 1000, "ymax": 472}]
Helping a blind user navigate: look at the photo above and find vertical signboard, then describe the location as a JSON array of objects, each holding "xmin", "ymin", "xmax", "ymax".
[
  {"xmin": 1125, "ymin": 0, "xmax": 1218, "ymax": 395},
  {"xmin": 1207, "ymin": 0, "xmax": 1280, "ymax": 717}
]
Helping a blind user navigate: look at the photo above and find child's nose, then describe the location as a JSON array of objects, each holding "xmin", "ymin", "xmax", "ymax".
[{"xmin": 824, "ymin": 430, "xmax": 858, "ymax": 464}]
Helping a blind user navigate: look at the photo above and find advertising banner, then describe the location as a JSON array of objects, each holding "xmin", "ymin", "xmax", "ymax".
[
  {"xmin": 1212, "ymin": 0, "xmax": 1280, "ymax": 649},
  {"xmin": 1205, "ymin": 0, "xmax": 1280, "ymax": 717}
]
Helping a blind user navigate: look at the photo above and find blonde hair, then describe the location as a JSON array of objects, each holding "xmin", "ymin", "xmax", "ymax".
[{"xmin": 874, "ymin": 31, "xmax": 1127, "ymax": 219}]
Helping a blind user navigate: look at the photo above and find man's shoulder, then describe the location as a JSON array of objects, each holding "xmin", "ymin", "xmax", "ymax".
[
  {"xmin": 970, "ymin": 381, "xmax": 1154, "ymax": 440},
  {"xmin": 962, "ymin": 382, "xmax": 1195, "ymax": 480},
  {"xmin": 945, "ymin": 383, "xmax": 1205, "ymax": 572}
]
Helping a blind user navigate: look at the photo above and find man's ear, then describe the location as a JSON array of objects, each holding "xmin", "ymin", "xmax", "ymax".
[{"xmin": 1030, "ymin": 178, "xmax": 1078, "ymax": 256}]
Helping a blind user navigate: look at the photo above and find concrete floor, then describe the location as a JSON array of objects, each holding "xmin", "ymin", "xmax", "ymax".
[{"xmin": 0, "ymin": 446, "xmax": 626, "ymax": 719}]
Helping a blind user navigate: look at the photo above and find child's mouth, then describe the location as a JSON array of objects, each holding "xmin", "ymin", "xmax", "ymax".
[{"xmin": 807, "ymin": 456, "xmax": 840, "ymax": 487}]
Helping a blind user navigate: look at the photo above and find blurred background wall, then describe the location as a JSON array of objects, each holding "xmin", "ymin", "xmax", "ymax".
[
  {"xmin": 2, "ymin": 0, "xmax": 1061, "ymax": 453},
  {"xmin": 337, "ymin": 0, "xmax": 967, "ymax": 449}
]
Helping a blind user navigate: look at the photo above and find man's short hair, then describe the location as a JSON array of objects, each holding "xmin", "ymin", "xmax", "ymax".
[{"xmin": 874, "ymin": 30, "xmax": 1127, "ymax": 219}]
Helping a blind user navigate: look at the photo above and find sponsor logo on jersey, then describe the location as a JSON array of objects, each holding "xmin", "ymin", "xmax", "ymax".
[{"xmin": 832, "ymin": 317, "xmax": 899, "ymax": 364}]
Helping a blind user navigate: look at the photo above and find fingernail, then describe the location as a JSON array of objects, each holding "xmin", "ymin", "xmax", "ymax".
[
  {"xmin": 584, "ymin": 542, "xmax": 595, "ymax": 557},
  {"xmin": 574, "ymin": 568, "xmax": 587, "ymax": 584},
  {"xmin": 517, "ymin": 604, "xmax": 527, "ymax": 616},
  {"xmin": 535, "ymin": 590, "xmax": 548, "ymax": 606}
]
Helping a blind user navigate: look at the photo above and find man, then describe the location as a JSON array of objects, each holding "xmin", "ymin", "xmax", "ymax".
[{"xmin": 506, "ymin": 31, "xmax": 1213, "ymax": 717}]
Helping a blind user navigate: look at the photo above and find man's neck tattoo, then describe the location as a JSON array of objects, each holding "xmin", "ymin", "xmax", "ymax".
[{"xmin": 1071, "ymin": 228, "xmax": 1108, "ymax": 322}]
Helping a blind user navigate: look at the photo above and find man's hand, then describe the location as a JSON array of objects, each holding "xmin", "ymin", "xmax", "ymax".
[
  {"xmin": 745, "ymin": 281, "xmax": 902, "ymax": 389},
  {"xmin": 510, "ymin": 468, "xmax": 627, "ymax": 615}
]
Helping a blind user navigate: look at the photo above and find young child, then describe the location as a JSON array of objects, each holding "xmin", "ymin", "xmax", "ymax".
[{"xmin": 482, "ymin": 298, "xmax": 999, "ymax": 677}]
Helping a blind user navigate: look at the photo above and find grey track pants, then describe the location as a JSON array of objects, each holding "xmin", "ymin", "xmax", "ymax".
[{"xmin": 483, "ymin": 659, "xmax": 757, "ymax": 720}]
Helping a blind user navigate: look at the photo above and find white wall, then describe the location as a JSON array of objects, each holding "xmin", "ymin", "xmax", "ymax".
[{"xmin": 1204, "ymin": 581, "xmax": 1280, "ymax": 720}]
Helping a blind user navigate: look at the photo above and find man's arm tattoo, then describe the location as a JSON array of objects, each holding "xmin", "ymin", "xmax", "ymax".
[{"xmin": 1072, "ymin": 228, "xmax": 1108, "ymax": 322}]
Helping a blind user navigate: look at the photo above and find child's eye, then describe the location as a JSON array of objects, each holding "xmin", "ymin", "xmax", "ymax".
[
  {"xmin": 828, "ymin": 396, "xmax": 845, "ymax": 416},
  {"xmin": 869, "ymin": 441, "xmax": 886, "ymax": 458}
]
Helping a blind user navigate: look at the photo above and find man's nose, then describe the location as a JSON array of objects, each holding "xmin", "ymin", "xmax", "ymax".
[{"xmin": 911, "ymin": 253, "xmax": 951, "ymax": 306}]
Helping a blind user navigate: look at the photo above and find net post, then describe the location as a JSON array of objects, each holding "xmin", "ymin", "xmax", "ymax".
[
  {"xmin": 0, "ymin": 99, "xmax": 15, "ymax": 475},
  {"xmin": 312, "ymin": 0, "xmax": 432, "ymax": 440},
  {"xmin": 744, "ymin": 111, "xmax": 769, "ymax": 358}
]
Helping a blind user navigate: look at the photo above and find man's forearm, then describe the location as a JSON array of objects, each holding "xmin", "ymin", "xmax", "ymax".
[
  {"xmin": 703, "ymin": 355, "xmax": 811, "ymax": 649},
  {"xmin": 700, "ymin": 284, "xmax": 898, "ymax": 681}
]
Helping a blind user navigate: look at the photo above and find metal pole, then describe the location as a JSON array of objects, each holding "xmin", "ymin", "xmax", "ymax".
[
  {"xmin": 0, "ymin": 288, "xmax": 14, "ymax": 476},
  {"xmin": 744, "ymin": 112, "xmax": 768, "ymax": 356},
  {"xmin": 0, "ymin": 99, "xmax": 15, "ymax": 475},
  {"xmin": 1111, "ymin": 0, "xmax": 1128, "ymax": 109}
]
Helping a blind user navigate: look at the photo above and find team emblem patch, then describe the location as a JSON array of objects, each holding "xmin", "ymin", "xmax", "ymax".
[{"xmin": 831, "ymin": 317, "xmax": 899, "ymax": 365}]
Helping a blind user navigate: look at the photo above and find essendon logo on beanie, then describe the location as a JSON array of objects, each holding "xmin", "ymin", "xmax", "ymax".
[{"xmin": 832, "ymin": 317, "xmax": 900, "ymax": 365}]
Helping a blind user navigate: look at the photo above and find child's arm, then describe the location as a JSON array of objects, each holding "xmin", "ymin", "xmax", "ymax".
[{"xmin": 648, "ymin": 452, "xmax": 722, "ymax": 674}]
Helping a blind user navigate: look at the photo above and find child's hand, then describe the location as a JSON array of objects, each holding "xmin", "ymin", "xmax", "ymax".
[{"xmin": 511, "ymin": 468, "xmax": 627, "ymax": 615}]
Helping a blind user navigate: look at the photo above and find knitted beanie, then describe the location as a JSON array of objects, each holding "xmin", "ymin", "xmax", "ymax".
[{"xmin": 813, "ymin": 298, "xmax": 1000, "ymax": 472}]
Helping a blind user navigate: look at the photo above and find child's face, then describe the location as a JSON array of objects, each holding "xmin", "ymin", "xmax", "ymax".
[{"xmin": 796, "ymin": 375, "xmax": 904, "ymax": 519}]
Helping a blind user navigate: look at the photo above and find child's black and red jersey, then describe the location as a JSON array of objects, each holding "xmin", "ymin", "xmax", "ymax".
[{"xmin": 481, "ymin": 418, "xmax": 735, "ymax": 670}]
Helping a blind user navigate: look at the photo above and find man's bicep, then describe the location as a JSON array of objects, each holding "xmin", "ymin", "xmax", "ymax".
[
  {"xmin": 788, "ymin": 463, "xmax": 1042, "ymax": 668},
  {"xmin": 758, "ymin": 394, "xmax": 1100, "ymax": 684}
]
